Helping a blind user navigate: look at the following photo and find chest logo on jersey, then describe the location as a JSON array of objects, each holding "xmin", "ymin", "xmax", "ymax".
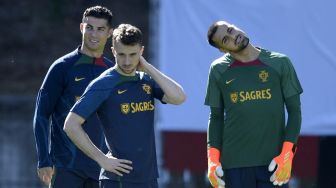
[
  {"xmin": 118, "ymin": 89, "xmax": 127, "ymax": 94},
  {"xmin": 120, "ymin": 101, "xmax": 155, "ymax": 114},
  {"xmin": 230, "ymin": 88, "xmax": 272, "ymax": 103},
  {"xmin": 75, "ymin": 77, "xmax": 85, "ymax": 82},
  {"xmin": 230, "ymin": 92, "xmax": 239, "ymax": 103},
  {"xmin": 142, "ymin": 84, "xmax": 152, "ymax": 94},
  {"xmin": 226, "ymin": 78, "xmax": 235, "ymax": 85},
  {"xmin": 121, "ymin": 103, "xmax": 130, "ymax": 114},
  {"xmin": 259, "ymin": 70, "xmax": 269, "ymax": 82}
]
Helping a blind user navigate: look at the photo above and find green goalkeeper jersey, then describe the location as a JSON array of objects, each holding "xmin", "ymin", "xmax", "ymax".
[{"xmin": 204, "ymin": 48, "xmax": 303, "ymax": 169}]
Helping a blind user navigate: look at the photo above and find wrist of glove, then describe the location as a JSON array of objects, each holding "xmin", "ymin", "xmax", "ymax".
[
  {"xmin": 268, "ymin": 141, "xmax": 296, "ymax": 186},
  {"xmin": 208, "ymin": 147, "xmax": 225, "ymax": 188}
]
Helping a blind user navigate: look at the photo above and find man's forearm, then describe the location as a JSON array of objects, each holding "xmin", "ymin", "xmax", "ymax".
[
  {"xmin": 34, "ymin": 116, "xmax": 52, "ymax": 168},
  {"xmin": 64, "ymin": 112, "xmax": 106, "ymax": 165},
  {"xmin": 207, "ymin": 107, "xmax": 224, "ymax": 149},
  {"xmin": 284, "ymin": 94, "xmax": 301, "ymax": 144}
]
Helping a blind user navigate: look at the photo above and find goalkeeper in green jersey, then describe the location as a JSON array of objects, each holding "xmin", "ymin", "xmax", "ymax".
[{"xmin": 205, "ymin": 20, "xmax": 303, "ymax": 188}]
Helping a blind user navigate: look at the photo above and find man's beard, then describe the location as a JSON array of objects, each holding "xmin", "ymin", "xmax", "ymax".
[{"xmin": 232, "ymin": 36, "xmax": 249, "ymax": 53}]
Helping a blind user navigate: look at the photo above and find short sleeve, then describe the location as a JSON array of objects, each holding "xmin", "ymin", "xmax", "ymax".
[
  {"xmin": 141, "ymin": 72, "xmax": 165, "ymax": 103},
  {"xmin": 153, "ymin": 81, "xmax": 165, "ymax": 102},
  {"xmin": 204, "ymin": 65, "xmax": 224, "ymax": 108},
  {"xmin": 71, "ymin": 79, "xmax": 111, "ymax": 119},
  {"xmin": 281, "ymin": 58, "xmax": 303, "ymax": 99}
]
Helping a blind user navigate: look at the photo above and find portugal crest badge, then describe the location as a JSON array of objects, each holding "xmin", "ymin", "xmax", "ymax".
[
  {"xmin": 230, "ymin": 92, "xmax": 238, "ymax": 103},
  {"xmin": 259, "ymin": 70, "xmax": 269, "ymax": 82},
  {"xmin": 120, "ymin": 103, "xmax": 130, "ymax": 114}
]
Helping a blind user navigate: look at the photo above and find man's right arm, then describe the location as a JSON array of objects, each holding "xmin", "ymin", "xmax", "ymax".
[
  {"xmin": 33, "ymin": 63, "xmax": 64, "ymax": 184},
  {"xmin": 207, "ymin": 107, "xmax": 224, "ymax": 149},
  {"xmin": 64, "ymin": 112, "xmax": 133, "ymax": 176},
  {"xmin": 33, "ymin": 63, "xmax": 64, "ymax": 167},
  {"xmin": 207, "ymin": 107, "xmax": 225, "ymax": 188}
]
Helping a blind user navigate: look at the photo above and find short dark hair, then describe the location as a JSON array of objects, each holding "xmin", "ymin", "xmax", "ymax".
[
  {"xmin": 207, "ymin": 22, "xmax": 219, "ymax": 48},
  {"xmin": 82, "ymin": 6, "xmax": 113, "ymax": 27},
  {"xmin": 112, "ymin": 24, "xmax": 143, "ymax": 46}
]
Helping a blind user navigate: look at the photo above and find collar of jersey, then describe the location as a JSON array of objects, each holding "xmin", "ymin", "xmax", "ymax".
[
  {"xmin": 74, "ymin": 47, "xmax": 105, "ymax": 66},
  {"xmin": 111, "ymin": 68, "xmax": 139, "ymax": 82}
]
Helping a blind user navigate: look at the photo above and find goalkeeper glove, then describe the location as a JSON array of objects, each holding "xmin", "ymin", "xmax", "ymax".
[
  {"xmin": 208, "ymin": 147, "xmax": 225, "ymax": 188},
  {"xmin": 268, "ymin": 141, "xmax": 296, "ymax": 186}
]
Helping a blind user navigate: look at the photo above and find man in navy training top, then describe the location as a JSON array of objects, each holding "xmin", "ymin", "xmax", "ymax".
[
  {"xmin": 64, "ymin": 23, "xmax": 186, "ymax": 188},
  {"xmin": 33, "ymin": 5, "xmax": 113, "ymax": 188}
]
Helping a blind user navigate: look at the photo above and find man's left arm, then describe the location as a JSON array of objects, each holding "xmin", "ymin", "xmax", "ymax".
[
  {"xmin": 138, "ymin": 56, "xmax": 186, "ymax": 104},
  {"xmin": 284, "ymin": 94, "xmax": 302, "ymax": 143},
  {"xmin": 280, "ymin": 57, "xmax": 303, "ymax": 143},
  {"xmin": 268, "ymin": 94, "xmax": 302, "ymax": 185}
]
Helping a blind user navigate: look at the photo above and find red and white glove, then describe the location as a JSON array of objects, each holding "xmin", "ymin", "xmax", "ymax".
[
  {"xmin": 268, "ymin": 142, "xmax": 296, "ymax": 186},
  {"xmin": 208, "ymin": 147, "xmax": 225, "ymax": 188}
]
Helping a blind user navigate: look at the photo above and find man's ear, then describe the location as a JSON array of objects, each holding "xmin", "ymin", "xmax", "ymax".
[
  {"xmin": 80, "ymin": 23, "xmax": 84, "ymax": 34},
  {"xmin": 111, "ymin": 47, "xmax": 116, "ymax": 57},
  {"xmin": 108, "ymin": 28, "xmax": 113, "ymax": 38},
  {"xmin": 140, "ymin": 46, "xmax": 144, "ymax": 56},
  {"xmin": 219, "ymin": 47, "xmax": 227, "ymax": 53}
]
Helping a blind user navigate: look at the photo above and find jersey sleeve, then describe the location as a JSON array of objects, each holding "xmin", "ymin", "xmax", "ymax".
[
  {"xmin": 281, "ymin": 57, "xmax": 303, "ymax": 98},
  {"xmin": 70, "ymin": 78, "xmax": 111, "ymax": 119},
  {"xmin": 204, "ymin": 65, "xmax": 224, "ymax": 108},
  {"xmin": 33, "ymin": 62, "xmax": 65, "ymax": 168},
  {"xmin": 152, "ymin": 80, "xmax": 165, "ymax": 103},
  {"xmin": 284, "ymin": 94, "xmax": 302, "ymax": 144},
  {"xmin": 207, "ymin": 107, "xmax": 224, "ymax": 149},
  {"xmin": 142, "ymin": 72, "xmax": 165, "ymax": 103}
]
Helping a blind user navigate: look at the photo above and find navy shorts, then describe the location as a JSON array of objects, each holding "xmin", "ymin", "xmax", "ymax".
[
  {"xmin": 100, "ymin": 179, "xmax": 158, "ymax": 188},
  {"xmin": 224, "ymin": 166, "xmax": 289, "ymax": 188},
  {"xmin": 50, "ymin": 168, "xmax": 99, "ymax": 188}
]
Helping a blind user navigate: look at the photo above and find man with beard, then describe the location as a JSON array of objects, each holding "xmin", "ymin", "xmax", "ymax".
[{"xmin": 204, "ymin": 21, "xmax": 303, "ymax": 188}]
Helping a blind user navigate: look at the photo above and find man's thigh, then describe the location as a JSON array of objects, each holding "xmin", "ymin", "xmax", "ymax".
[
  {"xmin": 51, "ymin": 168, "xmax": 99, "ymax": 188},
  {"xmin": 100, "ymin": 179, "xmax": 158, "ymax": 188},
  {"xmin": 255, "ymin": 166, "xmax": 288, "ymax": 188}
]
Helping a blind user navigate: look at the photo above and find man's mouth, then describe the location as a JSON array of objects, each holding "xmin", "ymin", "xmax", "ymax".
[
  {"xmin": 235, "ymin": 35, "xmax": 242, "ymax": 45},
  {"xmin": 90, "ymin": 39, "xmax": 99, "ymax": 43}
]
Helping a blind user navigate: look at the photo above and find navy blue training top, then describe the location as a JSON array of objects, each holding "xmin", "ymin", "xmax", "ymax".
[
  {"xmin": 71, "ymin": 68, "xmax": 164, "ymax": 183},
  {"xmin": 33, "ymin": 47, "xmax": 113, "ymax": 179}
]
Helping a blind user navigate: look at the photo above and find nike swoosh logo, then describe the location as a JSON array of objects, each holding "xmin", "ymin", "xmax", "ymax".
[
  {"xmin": 118, "ymin": 89, "xmax": 127, "ymax": 94},
  {"xmin": 225, "ymin": 79, "xmax": 235, "ymax": 84},
  {"xmin": 75, "ymin": 77, "xmax": 85, "ymax": 82}
]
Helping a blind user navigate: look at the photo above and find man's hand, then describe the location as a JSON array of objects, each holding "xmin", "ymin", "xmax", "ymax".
[
  {"xmin": 268, "ymin": 141, "xmax": 296, "ymax": 186},
  {"xmin": 208, "ymin": 163, "xmax": 225, "ymax": 188},
  {"xmin": 137, "ymin": 56, "xmax": 149, "ymax": 73},
  {"xmin": 99, "ymin": 153, "xmax": 133, "ymax": 176},
  {"xmin": 37, "ymin": 166, "xmax": 54, "ymax": 185},
  {"xmin": 208, "ymin": 147, "xmax": 225, "ymax": 188}
]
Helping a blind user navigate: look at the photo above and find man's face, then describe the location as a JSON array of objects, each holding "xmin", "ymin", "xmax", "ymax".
[
  {"xmin": 80, "ymin": 16, "xmax": 112, "ymax": 53},
  {"xmin": 112, "ymin": 41, "xmax": 143, "ymax": 75},
  {"xmin": 212, "ymin": 21, "xmax": 249, "ymax": 53}
]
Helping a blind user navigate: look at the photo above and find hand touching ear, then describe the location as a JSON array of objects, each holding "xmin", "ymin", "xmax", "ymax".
[{"xmin": 137, "ymin": 56, "xmax": 148, "ymax": 72}]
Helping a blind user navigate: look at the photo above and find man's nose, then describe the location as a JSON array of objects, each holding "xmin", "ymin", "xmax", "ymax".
[
  {"xmin": 91, "ymin": 30, "xmax": 97, "ymax": 37},
  {"xmin": 125, "ymin": 56, "xmax": 131, "ymax": 65}
]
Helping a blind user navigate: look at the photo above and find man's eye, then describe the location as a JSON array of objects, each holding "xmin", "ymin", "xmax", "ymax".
[
  {"xmin": 223, "ymin": 36, "xmax": 228, "ymax": 43},
  {"xmin": 227, "ymin": 27, "xmax": 233, "ymax": 34}
]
